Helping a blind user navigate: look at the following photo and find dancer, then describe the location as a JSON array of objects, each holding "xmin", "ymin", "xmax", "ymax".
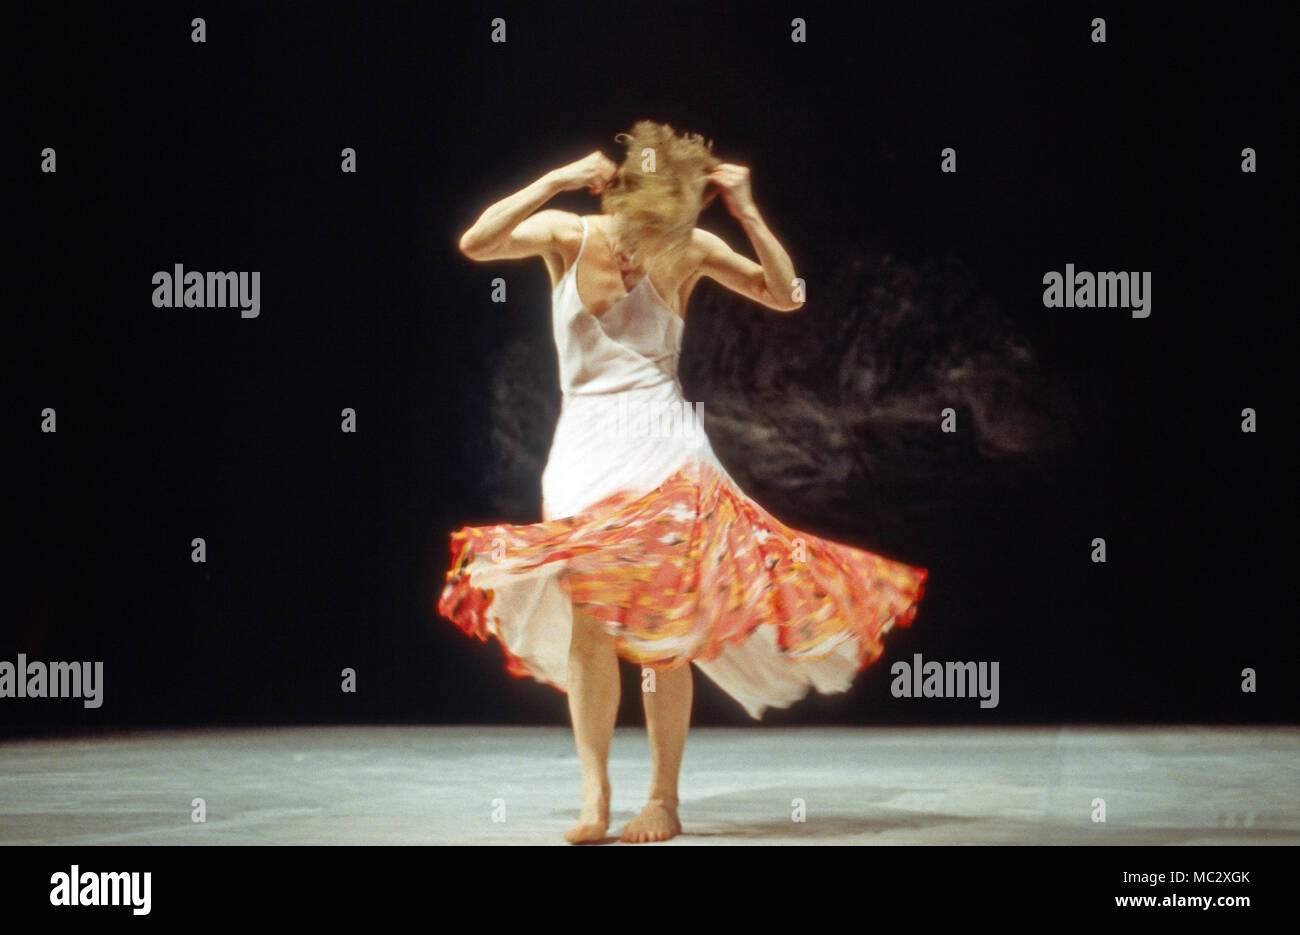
[{"xmin": 439, "ymin": 121, "xmax": 927, "ymax": 843}]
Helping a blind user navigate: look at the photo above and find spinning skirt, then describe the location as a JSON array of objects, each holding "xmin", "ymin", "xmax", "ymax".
[{"xmin": 437, "ymin": 455, "xmax": 927, "ymax": 719}]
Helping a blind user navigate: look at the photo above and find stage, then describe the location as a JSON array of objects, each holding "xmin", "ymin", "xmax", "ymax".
[{"xmin": 1, "ymin": 726, "xmax": 1295, "ymax": 845}]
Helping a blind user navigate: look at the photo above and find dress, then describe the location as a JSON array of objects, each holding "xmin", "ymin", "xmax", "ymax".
[{"xmin": 437, "ymin": 215, "xmax": 927, "ymax": 718}]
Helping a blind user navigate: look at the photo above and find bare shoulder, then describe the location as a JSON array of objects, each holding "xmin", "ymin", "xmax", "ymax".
[
  {"xmin": 686, "ymin": 226, "xmax": 746, "ymax": 282},
  {"xmin": 661, "ymin": 227, "xmax": 731, "ymax": 315},
  {"xmin": 548, "ymin": 210, "xmax": 585, "ymax": 260},
  {"xmin": 527, "ymin": 209, "xmax": 583, "ymax": 286},
  {"xmin": 690, "ymin": 226, "xmax": 731, "ymax": 252},
  {"xmin": 515, "ymin": 208, "xmax": 579, "ymax": 254},
  {"xmin": 689, "ymin": 226, "xmax": 733, "ymax": 262}
]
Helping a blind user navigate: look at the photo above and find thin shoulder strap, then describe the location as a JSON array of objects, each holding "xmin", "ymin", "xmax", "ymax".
[{"xmin": 574, "ymin": 216, "xmax": 589, "ymax": 265}]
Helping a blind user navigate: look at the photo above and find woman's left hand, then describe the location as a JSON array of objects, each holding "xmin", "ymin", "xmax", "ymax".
[{"xmin": 707, "ymin": 163, "xmax": 757, "ymax": 219}]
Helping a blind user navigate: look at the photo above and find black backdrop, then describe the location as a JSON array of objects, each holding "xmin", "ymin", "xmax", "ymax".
[{"xmin": 10, "ymin": 1, "xmax": 1295, "ymax": 732}]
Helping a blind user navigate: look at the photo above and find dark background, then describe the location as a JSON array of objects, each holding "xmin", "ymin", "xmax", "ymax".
[{"xmin": 10, "ymin": 1, "xmax": 1294, "ymax": 733}]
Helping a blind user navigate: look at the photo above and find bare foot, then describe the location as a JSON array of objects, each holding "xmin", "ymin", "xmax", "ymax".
[
  {"xmin": 620, "ymin": 800, "xmax": 681, "ymax": 843},
  {"xmin": 564, "ymin": 783, "xmax": 610, "ymax": 843}
]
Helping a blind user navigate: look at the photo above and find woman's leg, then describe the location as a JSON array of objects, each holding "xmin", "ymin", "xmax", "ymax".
[
  {"xmin": 622, "ymin": 662, "xmax": 691, "ymax": 842},
  {"xmin": 563, "ymin": 607, "xmax": 620, "ymax": 843}
]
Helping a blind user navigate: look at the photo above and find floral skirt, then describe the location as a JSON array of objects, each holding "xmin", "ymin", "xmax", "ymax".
[{"xmin": 436, "ymin": 457, "xmax": 927, "ymax": 718}]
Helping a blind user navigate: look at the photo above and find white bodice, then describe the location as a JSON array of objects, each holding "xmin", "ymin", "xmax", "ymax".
[
  {"xmin": 541, "ymin": 215, "xmax": 725, "ymax": 520},
  {"xmin": 550, "ymin": 215, "xmax": 685, "ymax": 397}
]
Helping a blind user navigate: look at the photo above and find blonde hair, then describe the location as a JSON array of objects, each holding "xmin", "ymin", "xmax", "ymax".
[{"xmin": 599, "ymin": 120, "xmax": 721, "ymax": 268}]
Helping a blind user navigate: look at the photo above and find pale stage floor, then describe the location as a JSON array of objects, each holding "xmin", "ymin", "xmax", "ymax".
[{"xmin": 1, "ymin": 726, "xmax": 1296, "ymax": 845}]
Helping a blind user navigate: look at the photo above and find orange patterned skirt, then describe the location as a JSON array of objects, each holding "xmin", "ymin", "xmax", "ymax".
[{"xmin": 436, "ymin": 457, "xmax": 927, "ymax": 710}]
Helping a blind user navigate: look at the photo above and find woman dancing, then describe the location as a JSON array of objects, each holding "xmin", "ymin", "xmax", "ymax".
[{"xmin": 438, "ymin": 121, "xmax": 927, "ymax": 843}]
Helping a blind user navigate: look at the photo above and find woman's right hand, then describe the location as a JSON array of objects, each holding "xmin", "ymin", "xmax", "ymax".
[{"xmin": 550, "ymin": 151, "xmax": 618, "ymax": 194}]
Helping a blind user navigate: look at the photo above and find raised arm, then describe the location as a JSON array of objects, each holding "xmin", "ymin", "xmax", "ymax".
[
  {"xmin": 696, "ymin": 163, "xmax": 804, "ymax": 313},
  {"xmin": 458, "ymin": 151, "xmax": 617, "ymax": 262}
]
